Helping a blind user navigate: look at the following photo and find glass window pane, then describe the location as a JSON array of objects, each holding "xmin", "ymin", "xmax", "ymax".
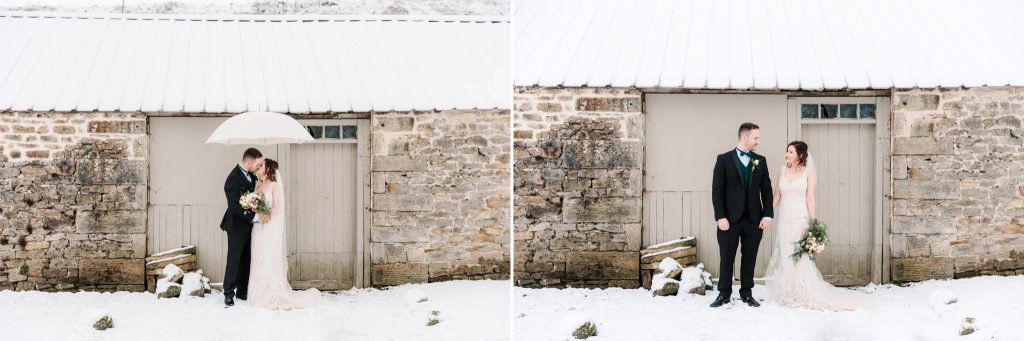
[
  {"xmin": 801, "ymin": 104, "xmax": 818, "ymax": 119},
  {"xmin": 840, "ymin": 104, "xmax": 857, "ymax": 118},
  {"xmin": 324, "ymin": 126, "xmax": 341, "ymax": 139},
  {"xmin": 820, "ymin": 104, "xmax": 838, "ymax": 119},
  {"xmin": 307, "ymin": 126, "xmax": 323, "ymax": 139},
  {"xmin": 342, "ymin": 125, "xmax": 357, "ymax": 139},
  {"xmin": 859, "ymin": 104, "xmax": 876, "ymax": 119}
]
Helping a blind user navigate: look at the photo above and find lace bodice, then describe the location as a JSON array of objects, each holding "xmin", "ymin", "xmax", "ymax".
[{"xmin": 778, "ymin": 165, "xmax": 809, "ymax": 211}]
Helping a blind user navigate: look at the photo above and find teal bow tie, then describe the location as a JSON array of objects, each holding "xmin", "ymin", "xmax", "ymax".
[{"xmin": 737, "ymin": 149, "xmax": 752, "ymax": 158}]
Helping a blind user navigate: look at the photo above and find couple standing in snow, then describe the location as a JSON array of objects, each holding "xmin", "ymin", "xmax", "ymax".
[
  {"xmin": 711, "ymin": 123, "xmax": 866, "ymax": 311},
  {"xmin": 220, "ymin": 148, "xmax": 322, "ymax": 309}
]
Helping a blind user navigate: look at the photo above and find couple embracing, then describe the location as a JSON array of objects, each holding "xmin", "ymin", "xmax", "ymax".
[
  {"xmin": 710, "ymin": 123, "xmax": 866, "ymax": 311},
  {"xmin": 220, "ymin": 148, "xmax": 322, "ymax": 310}
]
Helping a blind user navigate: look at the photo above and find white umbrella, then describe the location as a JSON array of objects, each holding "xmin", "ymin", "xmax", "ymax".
[{"xmin": 205, "ymin": 111, "xmax": 314, "ymax": 145}]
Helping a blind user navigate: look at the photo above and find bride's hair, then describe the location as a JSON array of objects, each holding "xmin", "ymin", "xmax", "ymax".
[
  {"xmin": 787, "ymin": 141, "xmax": 809, "ymax": 167},
  {"xmin": 263, "ymin": 158, "xmax": 279, "ymax": 182}
]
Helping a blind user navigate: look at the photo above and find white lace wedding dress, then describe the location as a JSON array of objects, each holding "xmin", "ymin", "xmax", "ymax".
[
  {"xmin": 248, "ymin": 171, "xmax": 322, "ymax": 310},
  {"xmin": 765, "ymin": 163, "xmax": 867, "ymax": 311}
]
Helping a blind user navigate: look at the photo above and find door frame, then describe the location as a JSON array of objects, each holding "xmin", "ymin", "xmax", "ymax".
[
  {"xmin": 787, "ymin": 97, "xmax": 891, "ymax": 284},
  {"xmin": 280, "ymin": 118, "xmax": 372, "ymax": 288}
]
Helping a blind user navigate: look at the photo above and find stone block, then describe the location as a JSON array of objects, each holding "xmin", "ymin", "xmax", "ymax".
[
  {"xmin": 75, "ymin": 160, "xmax": 146, "ymax": 185},
  {"xmin": 87, "ymin": 121, "xmax": 146, "ymax": 134},
  {"xmin": 563, "ymin": 197, "xmax": 641, "ymax": 223},
  {"xmin": 376, "ymin": 117, "xmax": 414, "ymax": 132},
  {"xmin": 892, "ymin": 257, "xmax": 954, "ymax": 282},
  {"xmin": 372, "ymin": 156, "xmax": 427, "ymax": 172},
  {"xmin": 562, "ymin": 140, "xmax": 641, "ymax": 169},
  {"xmin": 893, "ymin": 180, "xmax": 960, "ymax": 200},
  {"xmin": 893, "ymin": 137, "xmax": 954, "ymax": 155},
  {"xmin": 895, "ymin": 93, "xmax": 940, "ymax": 111},
  {"xmin": 372, "ymin": 227, "xmax": 430, "ymax": 243},
  {"xmin": 373, "ymin": 193, "xmax": 432, "ymax": 211},
  {"xmin": 79, "ymin": 259, "xmax": 145, "ymax": 285},
  {"xmin": 891, "ymin": 216, "xmax": 956, "ymax": 234},
  {"xmin": 372, "ymin": 263, "xmax": 428, "ymax": 286},
  {"xmin": 566, "ymin": 251, "xmax": 638, "ymax": 280},
  {"xmin": 75, "ymin": 210, "xmax": 146, "ymax": 234},
  {"xmin": 576, "ymin": 97, "xmax": 641, "ymax": 112}
]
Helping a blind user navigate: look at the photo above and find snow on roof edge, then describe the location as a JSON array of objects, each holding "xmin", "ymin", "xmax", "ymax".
[{"xmin": 0, "ymin": 10, "xmax": 509, "ymax": 23}]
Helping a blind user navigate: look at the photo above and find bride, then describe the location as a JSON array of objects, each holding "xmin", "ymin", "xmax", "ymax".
[
  {"xmin": 249, "ymin": 159, "xmax": 322, "ymax": 310},
  {"xmin": 765, "ymin": 141, "xmax": 866, "ymax": 311}
]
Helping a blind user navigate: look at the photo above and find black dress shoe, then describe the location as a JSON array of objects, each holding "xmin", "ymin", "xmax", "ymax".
[
  {"xmin": 709, "ymin": 295, "xmax": 730, "ymax": 308},
  {"xmin": 224, "ymin": 295, "xmax": 235, "ymax": 307},
  {"xmin": 740, "ymin": 296, "xmax": 761, "ymax": 307},
  {"xmin": 236, "ymin": 295, "xmax": 247, "ymax": 301}
]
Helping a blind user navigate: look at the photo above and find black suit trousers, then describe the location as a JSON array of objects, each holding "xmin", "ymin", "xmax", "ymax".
[
  {"xmin": 716, "ymin": 217, "xmax": 762, "ymax": 298},
  {"xmin": 223, "ymin": 232, "xmax": 252, "ymax": 297}
]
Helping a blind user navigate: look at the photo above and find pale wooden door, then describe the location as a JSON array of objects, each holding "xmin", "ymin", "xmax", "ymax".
[
  {"xmin": 148, "ymin": 117, "xmax": 281, "ymax": 283},
  {"xmin": 643, "ymin": 93, "xmax": 790, "ymax": 281},
  {"xmin": 793, "ymin": 98, "xmax": 888, "ymax": 286},
  {"xmin": 281, "ymin": 120, "xmax": 366, "ymax": 290}
]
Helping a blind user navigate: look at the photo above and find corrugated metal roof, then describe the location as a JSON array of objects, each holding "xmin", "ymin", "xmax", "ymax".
[
  {"xmin": 514, "ymin": 0, "xmax": 1024, "ymax": 90},
  {"xmin": 0, "ymin": 12, "xmax": 510, "ymax": 113}
]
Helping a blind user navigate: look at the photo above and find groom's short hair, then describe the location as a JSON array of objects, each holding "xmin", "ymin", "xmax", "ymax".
[
  {"xmin": 738, "ymin": 122, "xmax": 759, "ymax": 138},
  {"xmin": 242, "ymin": 148, "xmax": 263, "ymax": 161}
]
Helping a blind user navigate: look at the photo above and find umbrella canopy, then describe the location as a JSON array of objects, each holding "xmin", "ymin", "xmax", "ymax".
[{"xmin": 205, "ymin": 112, "xmax": 314, "ymax": 145}]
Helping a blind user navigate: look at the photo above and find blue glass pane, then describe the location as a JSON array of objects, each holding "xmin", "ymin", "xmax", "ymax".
[
  {"xmin": 324, "ymin": 126, "xmax": 341, "ymax": 139},
  {"xmin": 840, "ymin": 104, "xmax": 857, "ymax": 118},
  {"xmin": 801, "ymin": 104, "xmax": 818, "ymax": 119},
  {"xmin": 859, "ymin": 104, "xmax": 876, "ymax": 119},
  {"xmin": 307, "ymin": 126, "xmax": 323, "ymax": 139},
  {"xmin": 342, "ymin": 125, "xmax": 357, "ymax": 139},
  {"xmin": 821, "ymin": 104, "xmax": 838, "ymax": 119}
]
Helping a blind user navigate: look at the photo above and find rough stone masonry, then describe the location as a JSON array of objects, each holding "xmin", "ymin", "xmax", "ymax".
[
  {"xmin": 514, "ymin": 87, "xmax": 644, "ymax": 288},
  {"xmin": 370, "ymin": 109, "xmax": 511, "ymax": 285},
  {"xmin": 890, "ymin": 87, "xmax": 1024, "ymax": 281},
  {"xmin": 0, "ymin": 112, "xmax": 147, "ymax": 291}
]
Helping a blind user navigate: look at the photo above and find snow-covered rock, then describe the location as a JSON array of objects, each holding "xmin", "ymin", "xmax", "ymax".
[
  {"xmin": 658, "ymin": 257, "xmax": 683, "ymax": 280},
  {"xmin": 155, "ymin": 278, "xmax": 182, "ymax": 298},
  {"xmin": 162, "ymin": 264, "xmax": 184, "ymax": 283},
  {"xmin": 929, "ymin": 288, "xmax": 958, "ymax": 308},
  {"xmin": 181, "ymin": 272, "xmax": 205, "ymax": 297},
  {"xmin": 404, "ymin": 288, "xmax": 428, "ymax": 304},
  {"xmin": 679, "ymin": 266, "xmax": 706, "ymax": 295}
]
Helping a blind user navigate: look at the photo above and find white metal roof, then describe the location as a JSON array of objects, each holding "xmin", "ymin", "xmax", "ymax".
[
  {"xmin": 0, "ymin": 12, "xmax": 510, "ymax": 113},
  {"xmin": 514, "ymin": 0, "xmax": 1024, "ymax": 90}
]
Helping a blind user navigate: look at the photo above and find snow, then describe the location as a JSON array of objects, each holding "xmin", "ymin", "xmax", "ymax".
[
  {"xmin": 644, "ymin": 236, "xmax": 695, "ymax": 250},
  {"xmin": 403, "ymin": 288, "xmax": 429, "ymax": 305},
  {"xmin": 515, "ymin": 276, "xmax": 1024, "ymax": 340},
  {"xmin": 514, "ymin": 0, "xmax": 1024, "ymax": 89},
  {"xmin": 930, "ymin": 288, "xmax": 958, "ymax": 308},
  {"xmin": 161, "ymin": 264, "xmax": 183, "ymax": 279},
  {"xmin": 0, "ymin": 280, "xmax": 510, "ymax": 340},
  {"xmin": 146, "ymin": 245, "xmax": 194, "ymax": 259},
  {"xmin": 0, "ymin": 0, "xmax": 508, "ymax": 16},
  {"xmin": 656, "ymin": 257, "xmax": 680, "ymax": 274},
  {"xmin": 677, "ymin": 266, "xmax": 704, "ymax": 294},
  {"xmin": 640, "ymin": 246, "xmax": 693, "ymax": 260},
  {"xmin": 180, "ymin": 272, "xmax": 204, "ymax": 296},
  {"xmin": 145, "ymin": 254, "xmax": 190, "ymax": 266}
]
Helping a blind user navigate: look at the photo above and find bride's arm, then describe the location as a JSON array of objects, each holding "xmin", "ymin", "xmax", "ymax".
[
  {"xmin": 806, "ymin": 167, "xmax": 817, "ymax": 219},
  {"xmin": 272, "ymin": 181, "xmax": 283, "ymax": 217},
  {"xmin": 772, "ymin": 166, "xmax": 781, "ymax": 208}
]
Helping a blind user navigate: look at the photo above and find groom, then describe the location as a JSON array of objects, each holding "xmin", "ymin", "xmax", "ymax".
[
  {"xmin": 220, "ymin": 148, "xmax": 268, "ymax": 307},
  {"xmin": 710, "ymin": 123, "xmax": 773, "ymax": 308}
]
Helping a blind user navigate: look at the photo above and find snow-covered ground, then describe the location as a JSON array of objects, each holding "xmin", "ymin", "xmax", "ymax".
[
  {"xmin": 0, "ymin": 0, "xmax": 508, "ymax": 16},
  {"xmin": 514, "ymin": 276, "xmax": 1024, "ymax": 341},
  {"xmin": 0, "ymin": 280, "xmax": 510, "ymax": 340}
]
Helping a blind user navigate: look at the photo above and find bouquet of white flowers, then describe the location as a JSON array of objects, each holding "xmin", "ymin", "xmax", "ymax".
[
  {"xmin": 791, "ymin": 218, "xmax": 829, "ymax": 262},
  {"xmin": 239, "ymin": 190, "xmax": 270, "ymax": 216}
]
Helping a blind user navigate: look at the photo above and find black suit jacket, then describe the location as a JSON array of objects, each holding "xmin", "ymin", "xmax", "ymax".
[
  {"xmin": 711, "ymin": 149, "xmax": 774, "ymax": 224},
  {"xmin": 220, "ymin": 166, "xmax": 257, "ymax": 234}
]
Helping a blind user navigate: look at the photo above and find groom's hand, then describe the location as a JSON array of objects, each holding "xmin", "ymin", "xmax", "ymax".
[
  {"xmin": 759, "ymin": 218, "xmax": 771, "ymax": 229},
  {"xmin": 717, "ymin": 218, "xmax": 730, "ymax": 231}
]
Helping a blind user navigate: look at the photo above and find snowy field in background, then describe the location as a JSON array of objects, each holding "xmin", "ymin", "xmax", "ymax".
[
  {"xmin": 0, "ymin": 280, "xmax": 510, "ymax": 341},
  {"xmin": 515, "ymin": 276, "xmax": 1024, "ymax": 341},
  {"xmin": 0, "ymin": 0, "xmax": 508, "ymax": 15}
]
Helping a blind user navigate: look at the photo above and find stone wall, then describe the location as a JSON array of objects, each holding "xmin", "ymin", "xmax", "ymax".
[
  {"xmin": 891, "ymin": 87, "xmax": 1024, "ymax": 281},
  {"xmin": 369, "ymin": 109, "xmax": 510, "ymax": 286},
  {"xmin": 0, "ymin": 112, "xmax": 147, "ymax": 291},
  {"xmin": 513, "ymin": 87, "xmax": 644, "ymax": 288}
]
